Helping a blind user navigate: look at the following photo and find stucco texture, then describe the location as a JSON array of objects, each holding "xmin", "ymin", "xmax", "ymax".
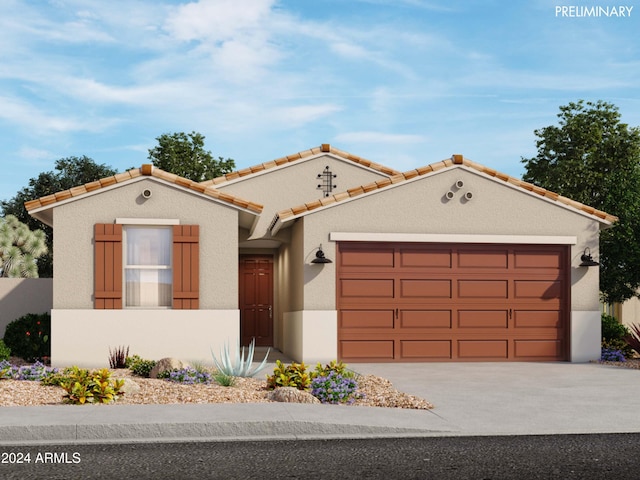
[
  {"xmin": 217, "ymin": 154, "xmax": 389, "ymax": 238},
  {"xmin": 295, "ymin": 167, "xmax": 602, "ymax": 312},
  {"xmin": 52, "ymin": 178, "xmax": 239, "ymax": 310}
]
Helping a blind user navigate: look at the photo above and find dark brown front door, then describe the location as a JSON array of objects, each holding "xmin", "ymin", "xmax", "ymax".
[{"xmin": 239, "ymin": 255, "xmax": 273, "ymax": 346}]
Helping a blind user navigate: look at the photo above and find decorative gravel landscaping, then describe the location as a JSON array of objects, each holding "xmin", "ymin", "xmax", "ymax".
[{"xmin": 0, "ymin": 357, "xmax": 434, "ymax": 410}]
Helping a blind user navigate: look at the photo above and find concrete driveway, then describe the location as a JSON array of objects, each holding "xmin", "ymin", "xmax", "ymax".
[{"xmin": 351, "ymin": 362, "xmax": 640, "ymax": 436}]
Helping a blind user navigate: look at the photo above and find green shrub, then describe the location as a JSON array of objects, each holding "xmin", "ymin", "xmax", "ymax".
[
  {"xmin": 266, "ymin": 360, "xmax": 311, "ymax": 390},
  {"xmin": 2, "ymin": 313, "xmax": 50, "ymax": 362},
  {"xmin": 213, "ymin": 371, "xmax": 236, "ymax": 387},
  {"xmin": 602, "ymin": 339, "xmax": 634, "ymax": 359},
  {"xmin": 601, "ymin": 314, "xmax": 629, "ymax": 341},
  {"xmin": 0, "ymin": 339, "xmax": 11, "ymax": 361},
  {"xmin": 59, "ymin": 366, "xmax": 124, "ymax": 405},
  {"xmin": 311, "ymin": 360, "xmax": 356, "ymax": 380},
  {"xmin": 126, "ymin": 354, "xmax": 156, "ymax": 378}
]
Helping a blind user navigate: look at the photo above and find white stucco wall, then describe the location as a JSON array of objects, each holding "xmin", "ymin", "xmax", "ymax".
[
  {"xmin": 52, "ymin": 178, "xmax": 239, "ymax": 310},
  {"xmin": 282, "ymin": 310, "xmax": 337, "ymax": 364},
  {"xmin": 289, "ymin": 166, "xmax": 605, "ymax": 362},
  {"xmin": 51, "ymin": 309, "xmax": 239, "ymax": 368}
]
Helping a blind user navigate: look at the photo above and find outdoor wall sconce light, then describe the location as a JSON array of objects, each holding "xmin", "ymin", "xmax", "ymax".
[
  {"xmin": 311, "ymin": 244, "xmax": 332, "ymax": 264},
  {"xmin": 580, "ymin": 248, "xmax": 599, "ymax": 267}
]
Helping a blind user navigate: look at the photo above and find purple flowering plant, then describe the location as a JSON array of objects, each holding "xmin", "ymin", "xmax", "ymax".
[
  {"xmin": 310, "ymin": 371, "xmax": 361, "ymax": 404},
  {"xmin": 600, "ymin": 347, "xmax": 626, "ymax": 362},
  {"xmin": 166, "ymin": 367, "xmax": 212, "ymax": 384},
  {"xmin": 0, "ymin": 360, "xmax": 58, "ymax": 381}
]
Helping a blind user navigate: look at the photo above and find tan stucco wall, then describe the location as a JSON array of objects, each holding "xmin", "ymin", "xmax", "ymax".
[
  {"xmin": 299, "ymin": 167, "xmax": 602, "ymax": 312},
  {"xmin": 51, "ymin": 309, "xmax": 239, "ymax": 368},
  {"xmin": 52, "ymin": 178, "xmax": 239, "ymax": 309},
  {"xmin": 620, "ymin": 298, "xmax": 640, "ymax": 329},
  {"xmin": 286, "ymin": 166, "xmax": 604, "ymax": 362},
  {"xmin": 217, "ymin": 154, "xmax": 389, "ymax": 238},
  {"xmin": 0, "ymin": 278, "xmax": 52, "ymax": 335}
]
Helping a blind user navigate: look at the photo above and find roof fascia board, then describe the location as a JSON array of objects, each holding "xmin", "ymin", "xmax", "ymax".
[
  {"xmin": 211, "ymin": 152, "xmax": 395, "ymax": 188},
  {"xmin": 271, "ymin": 164, "xmax": 614, "ymax": 234},
  {"xmin": 27, "ymin": 176, "xmax": 261, "ymax": 218}
]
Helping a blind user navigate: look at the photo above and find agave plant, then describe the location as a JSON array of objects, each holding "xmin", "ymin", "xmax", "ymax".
[{"xmin": 211, "ymin": 338, "xmax": 270, "ymax": 378}]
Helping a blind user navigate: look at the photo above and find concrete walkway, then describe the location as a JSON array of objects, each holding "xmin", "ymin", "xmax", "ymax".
[{"xmin": 1, "ymin": 361, "xmax": 639, "ymax": 445}]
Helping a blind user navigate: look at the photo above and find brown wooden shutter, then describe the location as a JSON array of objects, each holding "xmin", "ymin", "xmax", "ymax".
[
  {"xmin": 94, "ymin": 223, "xmax": 123, "ymax": 309},
  {"xmin": 173, "ymin": 225, "xmax": 199, "ymax": 309}
]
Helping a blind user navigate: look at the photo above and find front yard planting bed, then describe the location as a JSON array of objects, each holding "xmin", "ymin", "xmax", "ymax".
[{"xmin": 0, "ymin": 359, "xmax": 434, "ymax": 410}]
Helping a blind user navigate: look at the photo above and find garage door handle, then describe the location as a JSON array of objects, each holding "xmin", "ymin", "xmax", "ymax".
[
  {"xmin": 395, "ymin": 308, "xmax": 399, "ymax": 319},
  {"xmin": 509, "ymin": 309, "xmax": 512, "ymax": 319}
]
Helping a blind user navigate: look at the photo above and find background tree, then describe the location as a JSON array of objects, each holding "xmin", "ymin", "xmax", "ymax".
[
  {"xmin": 522, "ymin": 100, "xmax": 640, "ymax": 304},
  {"xmin": 1, "ymin": 156, "xmax": 118, "ymax": 277},
  {"xmin": 147, "ymin": 131, "xmax": 235, "ymax": 181},
  {"xmin": 0, "ymin": 215, "xmax": 48, "ymax": 277}
]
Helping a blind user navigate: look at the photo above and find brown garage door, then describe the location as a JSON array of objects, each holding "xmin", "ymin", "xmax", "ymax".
[{"xmin": 337, "ymin": 242, "xmax": 569, "ymax": 362}]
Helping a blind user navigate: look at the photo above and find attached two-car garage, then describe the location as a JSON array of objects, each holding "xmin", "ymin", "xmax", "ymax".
[{"xmin": 337, "ymin": 242, "xmax": 569, "ymax": 362}]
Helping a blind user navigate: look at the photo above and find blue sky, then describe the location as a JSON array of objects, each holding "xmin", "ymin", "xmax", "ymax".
[{"xmin": 1, "ymin": 0, "xmax": 638, "ymax": 203}]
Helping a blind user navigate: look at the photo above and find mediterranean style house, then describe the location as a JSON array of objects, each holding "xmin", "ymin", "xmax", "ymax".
[{"xmin": 25, "ymin": 145, "xmax": 616, "ymax": 367}]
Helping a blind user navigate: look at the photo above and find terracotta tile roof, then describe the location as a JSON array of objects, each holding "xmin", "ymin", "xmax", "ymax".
[
  {"xmin": 273, "ymin": 154, "xmax": 618, "ymax": 227},
  {"xmin": 200, "ymin": 144, "xmax": 401, "ymax": 187},
  {"xmin": 24, "ymin": 165, "xmax": 263, "ymax": 214}
]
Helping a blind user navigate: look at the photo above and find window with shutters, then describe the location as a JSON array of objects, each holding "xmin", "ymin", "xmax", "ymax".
[
  {"xmin": 94, "ymin": 223, "xmax": 199, "ymax": 310},
  {"xmin": 123, "ymin": 226, "xmax": 172, "ymax": 307}
]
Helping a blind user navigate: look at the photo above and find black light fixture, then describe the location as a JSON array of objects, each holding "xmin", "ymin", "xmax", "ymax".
[
  {"xmin": 311, "ymin": 244, "xmax": 332, "ymax": 264},
  {"xmin": 580, "ymin": 247, "xmax": 599, "ymax": 267}
]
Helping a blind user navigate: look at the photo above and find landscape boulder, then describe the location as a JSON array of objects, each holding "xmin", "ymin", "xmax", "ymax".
[
  {"xmin": 149, "ymin": 358, "xmax": 189, "ymax": 379},
  {"xmin": 267, "ymin": 387, "xmax": 321, "ymax": 404}
]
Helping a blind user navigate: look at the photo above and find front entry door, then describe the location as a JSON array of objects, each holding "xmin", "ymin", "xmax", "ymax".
[{"xmin": 239, "ymin": 255, "xmax": 274, "ymax": 346}]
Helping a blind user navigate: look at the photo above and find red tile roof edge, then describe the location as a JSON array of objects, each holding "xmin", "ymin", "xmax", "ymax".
[
  {"xmin": 271, "ymin": 155, "xmax": 618, "ymax": 228},
  {"xmin": 24, "ymin": 165, "xmax": 263, "ymax": 214},
  {"xmin": 200, "ymin": 144, "xmax": 402, "ymax": 186}
]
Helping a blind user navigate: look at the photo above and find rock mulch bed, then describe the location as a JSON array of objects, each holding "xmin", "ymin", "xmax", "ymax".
[{"xmin": 0, "ymin": 360, "xmax": 434, "ymax": 410}]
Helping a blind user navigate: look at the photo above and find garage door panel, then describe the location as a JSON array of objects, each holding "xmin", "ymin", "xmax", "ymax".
[
  {"xmin": 400, "ymin": 340, "xmax": 452, "ymax": 359},
  {"xmin": 339, "ymin": 248, "xmax": 394, "ymax": 268},
  {"xmin": 458, "ymin": 280, "xmax": 508, "ymax": 298},
  {"xmin": 514, "ymin": 251, "xmax": 562, "ymax": 269},
  {"xmin": 458, "ymin": 249, "xmax": 508, "ymax": 268},
  {"xmin": 400, "ymin": 310, "xmax": 452, "ymax": 328},
  {"xmin": 399, "ymin": 249, "xmax": 452, "ymax": 268},
  {"xmin": 340, "ymin": 310, "xmax": 394, "ymax": 329},
  {"xmin": 514, "ymin": 340, "xmax": 563, "ymax": 359},
  {"xmin": 514, "ymin": 310, "xmax": 562, "ymax": 328},
  {"xmin": 400, "ymin": 279, "xmax": 451, "ymax": 298},
  {"xmin": 458, "ymin": 340, "xmax": 508, "ymax": 359},
  {"xmin": 514, "ymin": 280, "xmax": 562, "ymax": 299},
  {"xmin": 340, "ymin": 340, "xmax": 394, "ymax": 359},
  {"xmin": 458, "ymin": 310, "xmax": 508, "ymax": 328},
  {"xmin": 340, "ymin": 279, "xmax": 394, "ymax": 298}
]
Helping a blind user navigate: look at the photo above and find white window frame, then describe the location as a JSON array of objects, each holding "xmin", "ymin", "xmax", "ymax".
[{"xmin": 122, "ymin": 225, "xmax": 173, "ymax": 309}]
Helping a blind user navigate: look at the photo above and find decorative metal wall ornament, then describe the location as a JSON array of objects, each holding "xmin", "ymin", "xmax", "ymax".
[{"xmin": 317, "ymin": 166, "xmax": 337, "ymax": 197}]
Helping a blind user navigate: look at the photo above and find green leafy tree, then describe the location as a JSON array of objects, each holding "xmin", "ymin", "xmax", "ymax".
[
  {"xmin": 147, "ymin": 131, "xmax": 235, "ymax": 181},
  {"xmin": 1, "ymin": 156, "xmax": 118, "ymax": 277},
  {"xmin": 522, "ymin": 100, "xmax": 640, "ymax": 303},
  {"xmin": 0, "ymin": 215, "xmax": 48, "ymax": 277}
]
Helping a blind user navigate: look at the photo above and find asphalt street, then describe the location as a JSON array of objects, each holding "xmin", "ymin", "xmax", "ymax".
[{"xmin": 2, "ymin": 433, "xmax": 640, "ymax": 480}]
